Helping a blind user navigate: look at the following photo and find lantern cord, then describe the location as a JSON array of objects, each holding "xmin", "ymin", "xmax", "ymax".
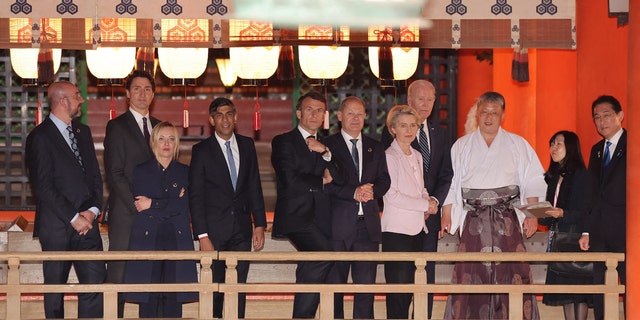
[
  {"xmin": 109, "ymin": 86, "xmax": 116, "ymax": 120},
  {"xmin": 36, "ymin": 87, "xmax": 42, "ymax": 126},
  {"xmin": 254, "ymin": 86, "xmax": 261, "ymax": 131},
  {"xmin": 183, "ymin": 86, "xmax": 189, "ymax": 128}
]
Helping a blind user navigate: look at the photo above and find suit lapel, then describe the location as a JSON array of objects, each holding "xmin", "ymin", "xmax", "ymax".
[
  {"xmin": 602, "ymin": 131, "xmax": 626, "ymax": 180},
  {"xmin": 45, "ymin": 118, "xmax": 84, "ymax": 170}
]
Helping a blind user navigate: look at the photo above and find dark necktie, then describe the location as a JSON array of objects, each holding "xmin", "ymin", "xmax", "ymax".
[
  {"xmin": 225, "ymin": 140, "xmax": 238, "ymax": 190},
  {"xmin": 350, "ymin": 138, "xmax": 359, "ymax": 178},
  {"xmin": 66, "ymin": 125, "xmax": 84, "ymax": 169},
  {"xmin": 142, "ymin": 117, "xmax": 150, "ymax": 146},
  {"xmin": 419, "ymin": 123, "xmax": 431, "ymax": 174},
  {"xmin": 602, "ymin": 140, "xmax": 612, "ymax": 167}
]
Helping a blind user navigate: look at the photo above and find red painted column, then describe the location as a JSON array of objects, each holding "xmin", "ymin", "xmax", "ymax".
[{"xmin": 626, "ymin": 1, "xmax": 639, "ymax": 317}]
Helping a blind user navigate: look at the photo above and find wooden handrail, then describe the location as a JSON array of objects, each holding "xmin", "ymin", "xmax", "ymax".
[{"xmin": 0, "ymin": 251, "xmax": 625, "ymax": 320}]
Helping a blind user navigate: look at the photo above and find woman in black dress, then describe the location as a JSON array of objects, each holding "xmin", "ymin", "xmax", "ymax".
[{"xmin": 539, "ymin": 130, "xmax": 592, "ymax": 320}]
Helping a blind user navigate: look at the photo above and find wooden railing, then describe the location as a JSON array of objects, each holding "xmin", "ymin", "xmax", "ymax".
[{"xmin": 0, "ymin": 251, "xmax": 625, "ymax": 320}]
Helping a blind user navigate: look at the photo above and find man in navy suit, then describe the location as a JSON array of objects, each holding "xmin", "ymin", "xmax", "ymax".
[
  {"xmin": 271, "ymin": 92, "xmax": 340, "ymax": 318},
  {"xmin": 324, "ymin": 96, "xmax": 390, "ymax": 319},
  {"xmin": 382, "ymin": 80, "xmax": 453, "ymax": 318},
  {"xmin": 189, "ymin": 97, "xmax": 267, "ymax": 318},
  {"xmin": 579, "ymin": 95, "xmax": 626, "ymax": 320},
  {"xmin": 26, "ymin": 81, "xmax": 106, "ymax": 318},
  {"xmin": 103, "ymin": 70, "xmax": 161, "ymax": 316}
]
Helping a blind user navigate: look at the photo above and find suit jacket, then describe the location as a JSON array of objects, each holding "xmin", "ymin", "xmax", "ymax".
[
  {"xmin": 324, "ymin": 133, "xmax": 390, "ymax": 242},
  {"xmin": 189, "ymin": 134, "xmax": 267, "ymax": 242},
  {"xmin": 539, "ymin": 167, "xmax": 591, "ymax": 233},
  {"xmin": 125, "ymin": 158, "xmax": 197, "ymax": 303},
  {"xmin": 585, "ymin": 129, "xmax": 626, "ymax": 251},
  {"xmin": 26, "ymin": 117, "xmax": 103, "ymax": 238},
  {"xmin": 103, "ymin": 110, "xmax": 160, "ymax": 238},
  {"xmin": 271, "ymin": 128, "xmax": 340, "ymax": 238}
]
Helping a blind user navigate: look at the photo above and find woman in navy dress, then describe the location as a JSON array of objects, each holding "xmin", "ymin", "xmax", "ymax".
[
  {"xmin": 539, "ymin": 131, "xmax": 592, "ymax": 320},
  {"xmin": 124, "ymin": 121, "xmax": 197, "ymax": 318}
]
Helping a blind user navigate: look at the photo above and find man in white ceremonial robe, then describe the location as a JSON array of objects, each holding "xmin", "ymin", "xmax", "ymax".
[{"xmin": 440, "ymin": 92, "xmax": 546, "ymax": 320}]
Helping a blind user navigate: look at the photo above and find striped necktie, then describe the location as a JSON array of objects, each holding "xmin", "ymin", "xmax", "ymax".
[{"xmin": 419, "ymin": 123, "xmax": 430, "ymax": 174}]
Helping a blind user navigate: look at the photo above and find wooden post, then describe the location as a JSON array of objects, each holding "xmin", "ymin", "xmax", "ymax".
[
  {"xmin": 199, "ymin": 255, "xmax": 214, "ymax": 319},
  {"xmin": 508, "ymin": 291, "xmax": 523, "ymax": 320},
  {"xmin": 103, "ymin": 291, "xmax": 118, "ymax": 319},
  {"xmin": 604, "ymin": 258, "xmax": 621, "ymax": 320},
  {"xmin": 319, "ymin": 291, "xmax": 333, "ymax": 320},
  {"xmin": 6, "ymin": 257, "xmax": 20, "ymax": 319},
  {"xmin": 414, "ymin": 258, "xmax": 428, "ymax": 319},
  {"xmin": 224, "ymin": 257, "xmax": 239, "ymax": 320}
]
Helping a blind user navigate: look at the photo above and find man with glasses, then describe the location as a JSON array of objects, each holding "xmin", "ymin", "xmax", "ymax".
[
  {"xmin": 189, "ymin": 97, "xmax": 267, "ymax": 318},
  {"xmin": 579, "ymin": 95, "xmax": 627, "ymax": 320}
]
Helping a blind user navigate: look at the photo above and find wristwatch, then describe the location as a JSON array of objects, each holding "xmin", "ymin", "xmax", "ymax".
[{"xmin": 321, "ymin": 147, "xmax": 330, "ymax": 156}]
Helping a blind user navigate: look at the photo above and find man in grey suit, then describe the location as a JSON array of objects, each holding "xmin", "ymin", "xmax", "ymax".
[
  {"xmin": 103, "ymin": 70, "xmax": 161, "ymax": 317},
  {"xmin": 189, "ymin": 98, "xmax": 267, "ymax": 318},
  {"xmin": 26, "ymin": 81, "xmax": 106, "ymax": 318}
]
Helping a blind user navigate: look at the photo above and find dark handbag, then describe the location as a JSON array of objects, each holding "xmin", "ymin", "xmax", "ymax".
[{"xmin": 548, "ymin": 229, "xmax": 593, "ymax": 279}]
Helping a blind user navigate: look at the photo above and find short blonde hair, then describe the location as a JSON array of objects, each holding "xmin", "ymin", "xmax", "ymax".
[
  {"xmin": 386, "ymin": 104, "xmax": 420, "ymax": 129},
  {"xmin": 150, "ymin": 121, "xmax": 180, "ymax": 160}
]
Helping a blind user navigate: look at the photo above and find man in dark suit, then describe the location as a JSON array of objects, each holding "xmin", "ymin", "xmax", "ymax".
[
  {"xmin": 26, "ymin": 81, "xmax": 106, "ymax": 318},
  {"xmin": 324, "ymin": 96, "xmax": 390, "ymax": 319},
  {"xmin": 103, "ymin": 70, "xmax": 161, "ymax": 316},
  {"xmin": 381, "ymin": 79, "xmax": 453, "ymax": 318},
  {"xmin": 579, "ymin": 95, "xmax": 626, "ymax": 320},
  {"xmin": 271, "ymin": 92, "xmax": 340, "ymax": 318},
  {"xmin": 189, "ymin": 98, "xmax": 267, "ymax": 318}
]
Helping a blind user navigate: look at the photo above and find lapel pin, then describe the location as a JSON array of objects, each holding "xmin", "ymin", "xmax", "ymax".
[
  {"xmin": 367, "ymin": 147, "xmax": 373, "ymax": 153},
  {"xmin": 173, "ymin": 183, "xmax": 177, "ymax": 187}
]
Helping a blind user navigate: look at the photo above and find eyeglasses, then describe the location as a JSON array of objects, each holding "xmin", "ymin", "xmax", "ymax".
[{"xmin": 593, "ymin": 112, "xmax": 615, "ymax": 122}]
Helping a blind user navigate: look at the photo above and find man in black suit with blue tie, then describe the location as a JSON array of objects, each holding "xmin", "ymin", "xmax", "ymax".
[
  {"xmin": 26, "ymin": 81, "xmax": 106, "ymax": 318},
  {"xmin": 382, "ymin": 80, "xmax": 453, "ymax": 318},
  {"xmin": 271, "ymin": 92, "xmax": 340, "ymax": 318},
  {"xmin": 324, "ymin": 96, "xmax": 390, "ymax": 319},
  {"xmin": 189, "ymin": 97, "xmax": 267, "ymax": 318},
  {"xmin": 579, "ymin": 95, "xmax": 626, "ymax": 320}
]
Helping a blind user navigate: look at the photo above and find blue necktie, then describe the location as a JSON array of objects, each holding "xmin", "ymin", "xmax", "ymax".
[
  {"xmin": 350, "ymin": 138, "xmax": 359, "ymax": 178},
  {"xmin": 67, "ymin": 125, "xmax": 84, "ymax": 169},
  {"xmin": 602, "ymin": 140, "xmax": 612, "ymax": 167},
  {"xmin": 419, "ymin": 124, "xmax": 431, "ymax": 174},
  {"xmin": 225, "ymin": 140, "xmax": 237, "ymax": 190}
]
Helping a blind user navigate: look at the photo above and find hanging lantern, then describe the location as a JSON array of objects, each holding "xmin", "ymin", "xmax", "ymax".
[
  {"xmin": 86, "ymin": 47, "xmax": 136, "ymax": 119},
  {"xmin": 298, "ymin": 45, "xmax": 349, "ymax": 86},
  {"xmin": 158, "ymin": 47, "xmax": 208, "ymax": 86},
  {"xmin": 276, "ymin": 45, "xmax": 296, "ymax": 81},
  {"xmin": 86, "ymin": 47, "xmax": 136, "ymax": 86},
  {"xmin": 10, "ymin": 48, "xmax": 62, "ymax": 86},
  {"xmin": 158, "ymin": 48, "xmax": 209, "ymax": 128},
  {"xmin": 229, "ymin": 46, "xmax": 280, "ymax": 85},
  {"xmin": 229, "ymin": 47, "xmax": 280, "ymax": 131},
  {"xmin": 215, "ymin": 58, "xmax": 238, "ymax": 93},
  {"xmin": 368, "ymin": 47, "xmax": 419, "ymax": 81}
]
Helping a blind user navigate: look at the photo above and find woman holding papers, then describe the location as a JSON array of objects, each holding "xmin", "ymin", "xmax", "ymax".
[{"xmin": 539, "ymin": 131, "xmax": 593, "ymax": 320}]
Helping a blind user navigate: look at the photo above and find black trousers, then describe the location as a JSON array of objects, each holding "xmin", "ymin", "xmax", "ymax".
[
  {"xmin": 328, "ymin": 219, "xmax": 379, "ymax": 319},
  {"xmin": 382, "ymin": 231, "xmax": 425, "ymax": 320},
  {"xmin": 286, "ymin": 224, "xmax": 334, "ymax": 319},
  {"xmin": 591, "ymin": 241, "xmax": 626, "ymax": 320},
  {"xmin": 211, "ymin": 228, "xmax": 252, "ymax": 319},
  {"xmin": 39, "ymin": 222, "xmax": 106, "ymax": 319}
]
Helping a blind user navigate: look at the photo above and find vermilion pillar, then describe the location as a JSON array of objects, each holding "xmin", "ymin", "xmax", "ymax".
[{"xmin": 626, "ymin": 1, "xmax": 639, "ymax": 317}]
